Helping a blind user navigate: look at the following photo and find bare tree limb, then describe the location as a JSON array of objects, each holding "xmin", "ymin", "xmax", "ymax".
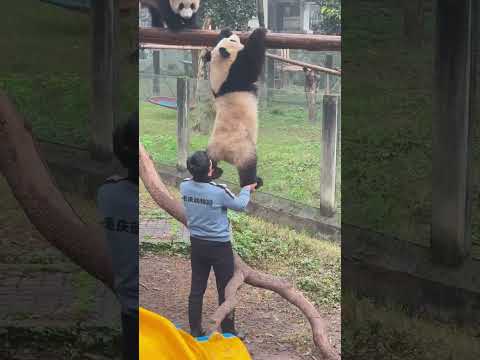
[
  {"xmin": 0, "ymin": 92, "xmax": 114, "ymax": 288},
  {"xmin": 139, "ymin": 143, "xmax": 339, "ymax": 360},
  {"xmin": 267, "ymin": 53, "xmax": 341, "ymax": 76}
]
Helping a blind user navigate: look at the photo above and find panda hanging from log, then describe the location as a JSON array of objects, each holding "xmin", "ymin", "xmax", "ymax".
[{"xmin": 203, "ymin": 27, "xmax": 267, "ymax": 190}]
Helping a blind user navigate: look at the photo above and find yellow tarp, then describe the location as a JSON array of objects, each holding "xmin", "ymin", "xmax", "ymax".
[{"xmin": 140, "ymin": 307, "xmax": 252, "ymax": 360}]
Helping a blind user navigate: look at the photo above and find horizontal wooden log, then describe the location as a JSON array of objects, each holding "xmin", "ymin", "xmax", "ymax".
[
  {"xmin": 140, "ymin": 27, "xmax": 341, "ymax": 51},
  {"xmin": 267, "ymin": 53, "xmax": 341, "ymax": 75},
  {"xmin": 140, "ymin": 43, "xmax": 205, "ymax": 50}
]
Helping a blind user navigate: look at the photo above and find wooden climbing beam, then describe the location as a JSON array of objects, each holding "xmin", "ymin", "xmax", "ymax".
[
  {"xmin": 139, "ymin": 27, "xmax": 341, "ymax": 51},
  {"xmin": 266, "ymin": 53, "xmax": 341, "ymax": 76}
]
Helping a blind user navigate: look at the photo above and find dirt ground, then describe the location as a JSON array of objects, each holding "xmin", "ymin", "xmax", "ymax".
[{"xmin": 140, "ymin": 253, "xmax": 341, "ymax": 360}]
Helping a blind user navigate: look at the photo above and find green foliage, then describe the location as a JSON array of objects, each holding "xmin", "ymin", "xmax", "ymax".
[
  {"xmin": 198, "ymin": 0, "xmax": 257, "ymax": 30},
  {"xmin": 314, "ymin": 0, "xmax": 341, "ymax": 34}
]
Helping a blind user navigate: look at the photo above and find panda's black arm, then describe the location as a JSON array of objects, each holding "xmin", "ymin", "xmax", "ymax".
[{"xmin": 242, "ymin": 28, "xmax": 267, "ymax": 82}]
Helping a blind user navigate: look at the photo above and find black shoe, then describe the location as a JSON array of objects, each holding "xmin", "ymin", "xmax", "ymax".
[
  {"xmin": 210, "ymin": 166, "xmax": 223, "ymax": 180},
  {"xmin": 191, "ymin": 329, "xmax": 206, "ymax": 338},
  {"xmin": 255, "ymin": 176, "xmax": 263, "ymax": 190}
]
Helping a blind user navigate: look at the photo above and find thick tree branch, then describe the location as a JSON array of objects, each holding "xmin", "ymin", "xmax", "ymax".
[
  {"xmin": 139, "ymin": 143, "xmax": 339, "ymax": 360},
  {"xmin": 0, "ymin": 92, "xmax": 114, "ymax": 289}
]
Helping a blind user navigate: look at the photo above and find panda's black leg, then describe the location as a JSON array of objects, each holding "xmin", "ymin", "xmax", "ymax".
[{"xmin": 238, "ymin": 159, "xmax": 263, "ymax": 190}]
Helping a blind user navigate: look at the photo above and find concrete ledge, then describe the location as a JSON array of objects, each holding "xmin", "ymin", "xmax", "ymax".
[
  {"xmin": 343, "ymin": 224, "xmax": 480, "ymax": 326},
  {"xmin": 156, "ymin": 163, "xmax": 341, "ymax": 241}
]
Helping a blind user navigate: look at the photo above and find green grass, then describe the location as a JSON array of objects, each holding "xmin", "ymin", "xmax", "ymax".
[
  {"xmin": 342, "ymin": 291, "xmax": 480, "ymax": 360},
  {"xmin": 0, "ymin": 1, "xmax": 138, "ymax": 147},
  {"xmin": 140, "ymin": 98, "xmax": 341, "ymax": 212}
]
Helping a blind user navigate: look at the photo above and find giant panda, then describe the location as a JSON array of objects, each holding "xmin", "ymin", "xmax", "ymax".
[
  {"xmin": 140, "ymin": 0, "xmax": 200, "ymax": 30},
  {"xmin": 203, "ymin": 27, "xmax": 267, "ymax": 189}
]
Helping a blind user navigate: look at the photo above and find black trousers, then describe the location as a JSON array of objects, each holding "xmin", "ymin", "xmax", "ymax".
[
  {"xmin": 121, "ymin": 311, "xmax": 139, "ymax": 360},
  {"xmin": 189, "ymin": 236, "xmax": 235, "ymax": 335}
]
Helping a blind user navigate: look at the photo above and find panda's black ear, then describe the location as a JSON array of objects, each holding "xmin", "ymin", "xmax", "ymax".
[{"xmin": 219, "ymin": 48, "xmax": 230, "ymax": 58}]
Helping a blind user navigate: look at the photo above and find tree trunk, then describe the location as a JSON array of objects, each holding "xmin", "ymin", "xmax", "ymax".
[{"xmin": 0, "ymin": 92, "xmax": 114, "ymax": 288}]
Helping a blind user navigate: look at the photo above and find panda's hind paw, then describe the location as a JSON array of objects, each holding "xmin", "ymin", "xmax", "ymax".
[
  {"xmin": 211, "ymin": 166, "xmax": 223, "ymax": 180},
  {"xmin": 255, "ymin": 176, "xmax": 263, "ymax": 190}
]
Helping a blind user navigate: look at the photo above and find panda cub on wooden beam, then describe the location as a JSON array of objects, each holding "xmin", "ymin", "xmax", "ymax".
[
  {"xmin": 141, "ymin": 0, "xmax": 200, "ymax": 30},
  {"xmin": 203, "ymin": 27, "xmax": 267, "ymax": 190}
]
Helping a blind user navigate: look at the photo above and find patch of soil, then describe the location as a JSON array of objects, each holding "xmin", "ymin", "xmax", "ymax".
[{"xmin": 140, "ymin": 254, "xmax": 341, "ymax": 359}]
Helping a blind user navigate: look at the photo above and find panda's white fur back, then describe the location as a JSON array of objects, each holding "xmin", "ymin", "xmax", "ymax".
[{"xmin": 207, "ymin": 92, "xmax": 258, "ymax": 167}]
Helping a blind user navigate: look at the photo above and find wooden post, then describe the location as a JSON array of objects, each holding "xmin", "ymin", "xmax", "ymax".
[
  {"xmin": 153, "ymin": 51, "xmax": 161, "ymax": 95},
  {"xmin": 90, "ymin": 0, "xmax": 119, "ymax": 161},
  {"xmin": 431, "ymin": 0, "xmax": 474, "ymax": 266},
  {"xmin": 176, "ymin": 78, "xmax": 190, "ymax": 171},
  {"xmin": 304, "ymin": 68, "xmax": 318, "ymax": 123},
  {"xmin": 148, "ymin": 2, "xmax": 162, "ymax": 95},
  {"xmin": 325, "ymin": 54, "xmax": 333, "ymax": 95},
  {"xmin": 320, "ymin": 95, "xmax": 338, "ymax": 217},
  {"xmin": 257, "ymin": 0, "xmax": 266, "ymax": 85},
  {"xmin": 266, "ymin": 56, "xmax": 275, "ymax": 103},
  {"xmin": 257, "ymin": 0, "xmax": 265, "ymax": 28},
  {"xmin": 189, "ymin": 50, "xmax": 200, "ymax": 108}
]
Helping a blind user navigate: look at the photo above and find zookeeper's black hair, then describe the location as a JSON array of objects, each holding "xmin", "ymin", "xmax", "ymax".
[
  {"xmin": 187, "ymin": 151, "xmax": 211, "ymax": 182},
  {"xmin": 113, "ymin": 111, "xmax": 139, "ymax": 181}
]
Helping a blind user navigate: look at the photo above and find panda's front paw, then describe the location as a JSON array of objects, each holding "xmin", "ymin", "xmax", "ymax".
[
  {"xmin": 220, "ymin": 28, "xmax": 233, "ymax": 36},
  {"xmin": 211, "ymin": 166, "xmax": 223, "ymax": 180},
  {"xmin": 255, "ymin": 176, "xmax": 263, "ymax": 190},
  {"xmin": 253, "ymin": 27, "xmax": 267, "ymax": 36}
]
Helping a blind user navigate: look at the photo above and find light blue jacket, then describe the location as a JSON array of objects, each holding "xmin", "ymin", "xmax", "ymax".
[{"xmin": 180, "ymin": 179, "xmax": 251, "ymax": 242}]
